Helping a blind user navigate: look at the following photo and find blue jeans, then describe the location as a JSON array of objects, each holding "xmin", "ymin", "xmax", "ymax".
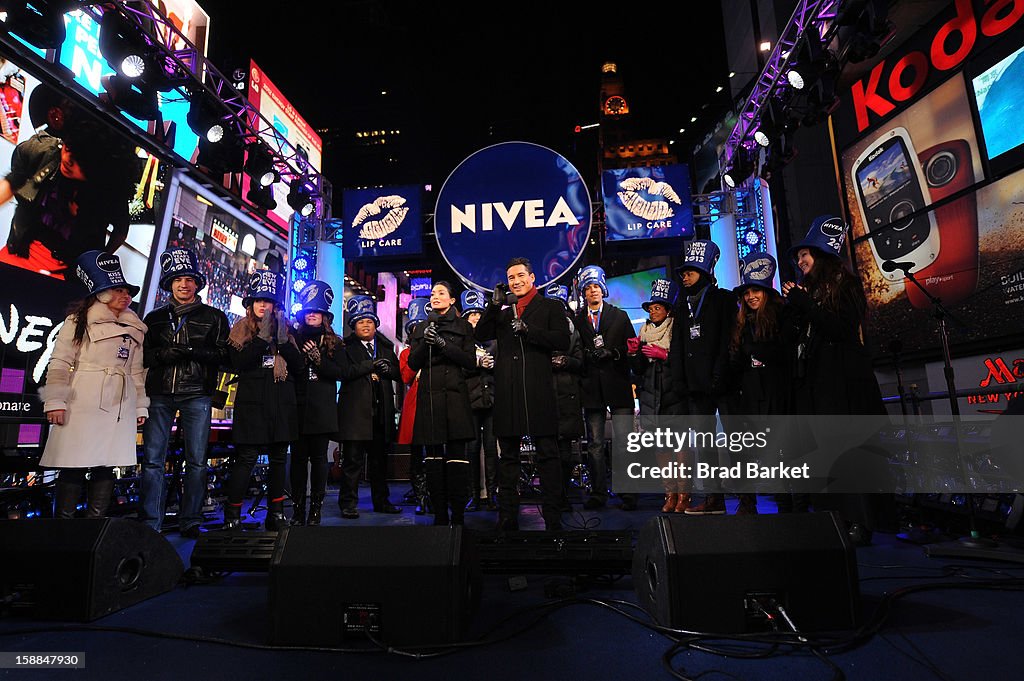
[
  {"xmin": 140, "ymin": 395, "xmax": 212, "ymax": 531},
  {"xmin": 584, "ymin": 407, "xmax": 635, "ymax": 503}
]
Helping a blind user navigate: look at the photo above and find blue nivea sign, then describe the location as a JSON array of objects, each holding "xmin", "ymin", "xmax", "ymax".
[
  {"xmin": 602, "ymin": 164, "xmax": 694, "ymax": 241},
  {"xmin": 435, "ymin": 142, "xmax": 591, "ymax": 291},
  {"xmin": 342, "ymin": 184, "xmax": 423, "ymax": 259}
]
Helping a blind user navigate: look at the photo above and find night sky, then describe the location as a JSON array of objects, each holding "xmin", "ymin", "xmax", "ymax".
[{"xmin": 199, "ymin": 1, "xmax": 731, "ymax": 190}]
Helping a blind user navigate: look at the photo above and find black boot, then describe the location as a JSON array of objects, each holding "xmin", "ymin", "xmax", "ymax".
[
  {"xmin": 291, "ymin": 494, "xmax": 307, "ymax": 526},
  {"xmin": 307, "ymin": 494, "xmax": 324, "ymax": 526},
  {"xmin": 54, "ymin": 480, "xmax": 82, "ymax": 519},
  {"xmin": 221, "ymin": 502, "xmax": 242, "ymax": 531},
  {"xmin": 484, "ymin": 487, "xmax": 498, "ymax": 512},
  {"xmin": 450, "ymin": 498, "xmax": 467, "ymax": 525},
  {"xmin": 413, "ymin": 472, "xmax": 430, "ymax": 516},
  {"xmin": 431, "ymin": 495, "xmax": 449, "ymax": 525},
  {"xmin": 84, "ymin": 478, "xmax": 114, "ymax": 519},
  {"xmin": 265, "ymin": 499, "xmax": 288, "ymax": 531}
]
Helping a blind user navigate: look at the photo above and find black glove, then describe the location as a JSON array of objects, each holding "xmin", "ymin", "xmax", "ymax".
[
  {"xmin": 257, "ymin": 312, "xmax": 275, "ymax": 342},
  {"xmin": 491, "ymin": 284, "xmax": 507, "ymax": 306},
  {"xmin": 784, "ymin": 284, "xmax": 811, "ymax": 311},
  {"xmin": 373, "ymin": 358, "xmax": 392, "ymax": 375},
  {"xmin": 160, "ymin": 344, "xmax": 191, "ymax": 363},
  {"xmin": 511, "ymin": 318, "xmax": 528, "ymax": 336},
  {"xmin": 424, "ymin": 324, "xmax": 446, "ymax": 348},
  {"xmin": 590, "ymin": 347, "xmax": 614, "ymax": 363}
]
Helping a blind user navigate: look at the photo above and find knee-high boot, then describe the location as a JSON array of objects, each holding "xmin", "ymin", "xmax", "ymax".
[
  {"xmin": 307, "ymin": 493, "xmax": 324, "ymax": 525},
  {"xmin": 425, "ymin": 457, "xmax": 447, "ymax": 525},
  {"xmin": 291, "ymin": 493, "xmax": 307, "ymax": 526},
  {"xmin": 265, "ymin": 498, "xmax": 288, "ymax": 531},
  {"xmin": 54, "ymin": 480, "xmax": 82, "ymax": 519},
  {"xmin": 84, "ymin": 478, "xmax": 114, "ymax": 519}
]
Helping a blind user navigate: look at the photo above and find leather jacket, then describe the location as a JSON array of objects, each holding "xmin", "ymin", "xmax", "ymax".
[{"xmin": 143, "ymin": 300, "xmax": 230, "ymax": 397}]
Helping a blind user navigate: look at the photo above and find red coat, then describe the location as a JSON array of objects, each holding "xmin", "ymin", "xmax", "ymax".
[{"xmin": 397, "ymin": 346, "xmax": 418, "ymax": 445}]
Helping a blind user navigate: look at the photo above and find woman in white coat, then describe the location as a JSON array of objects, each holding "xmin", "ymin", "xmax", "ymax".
[{"xmin": 39, "ymin": 251, "xmax": 148, "ymax": 518}]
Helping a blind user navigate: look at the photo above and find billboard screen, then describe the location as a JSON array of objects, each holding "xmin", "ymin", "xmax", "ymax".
[
  {"xmin": 601, "ymin": 164, "xmax": 694, "ymax": 242},
  {"xmin": 243, "ymin": 60, "xmax": 323, "ymax": 230},
  {"xmin": 341, "ymin": 184, "xmax": 423, "ymax": 259}
]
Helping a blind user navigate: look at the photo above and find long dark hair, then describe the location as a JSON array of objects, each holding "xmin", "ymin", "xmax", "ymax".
[
  {"xmin": 802, "ymin": 249, "xmax": 863, "ymax": 312},
  {"xmin": 68, "ymin": 295, "xmax": 99, "ymax": 346},
  {"xmin": 731, "ymin": 289, "xmax": 782, "ymax": 354}
]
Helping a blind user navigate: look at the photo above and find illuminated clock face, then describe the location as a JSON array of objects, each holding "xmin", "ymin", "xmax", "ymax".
[{"xmin": 604, "ymin": 95, "xmax": 627, "ymax": 115}]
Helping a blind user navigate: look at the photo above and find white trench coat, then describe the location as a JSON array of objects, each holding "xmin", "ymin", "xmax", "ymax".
[{"xmin": 39, "ymin": 301, "xmax": 149, "ymax": 468}]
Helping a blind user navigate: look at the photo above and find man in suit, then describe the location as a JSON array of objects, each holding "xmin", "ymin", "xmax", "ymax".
[
  {"xmin": 475, "ymin": 257, "xmax": 570, "ymax": 531},
  {"xmin": 336, "ymin": 295, "xmax": 402, "ymax": 518},
  {"xmin": 575, "ymin": 265, "xmax": 638, "ymax": 510}
]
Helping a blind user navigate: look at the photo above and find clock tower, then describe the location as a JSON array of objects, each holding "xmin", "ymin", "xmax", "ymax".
[{"xmin": 599, "ymin": 62, "xmax": 630, "ymax": 155}]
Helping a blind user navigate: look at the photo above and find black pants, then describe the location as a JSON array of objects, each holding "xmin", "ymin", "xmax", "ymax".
[
  {"xmin": 341, "ymin": 420, "xmax": 391, "ymax": 511},
  {"xmin": 226, "ymin": 444, "xmax": 288, "ymax": 504},
  {"xmin": 497, "ymin": 435, "xmax": 562, "ymax": 520},
  {"xmin": 290, "ymin": 434, "xmax": 329, "ymax": 499},
  {"xmin": 687, "ymin": 393, "xmax": 730, "ymax": 495},
  {"xmin": 467, "ymin": 409, "xmax": 498, "ymax": 498}
]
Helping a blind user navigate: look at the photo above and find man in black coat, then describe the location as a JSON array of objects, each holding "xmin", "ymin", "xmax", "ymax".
[
  {"xmin": 336, "ymin": 295, "xmax": 402, "ymax": 518},
  {"xmin": 476, "ymin": 257, "xmax": 570, "ymax": 531},
  {"xmin": 545, "ymin": 283, "xmax": 586, "ymax": 510},
  {"xmin": 140, "ymin": 248, "xmax": 228, "ymax": 539},
  {"xmin": 575, "ymin": 265, "xmax": 638, "ymax": 511},
  {"xmin": 668, "ymin": 240, "xmax": 738, "ymax": 515}
]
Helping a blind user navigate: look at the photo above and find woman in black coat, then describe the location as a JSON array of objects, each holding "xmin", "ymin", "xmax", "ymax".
[
  {"xmin": 224, "ymin": 274, "xmax": 303, "ymax": 531},
  {"xmin": 406, "ymin": 282, "xmax": 477, "ymax": 525},
  {"xmin": 545, "ymin": 284, "xmax": 585, "ymax": 509},
  {"xmin": 728, "ymin": 253, "xmax": 796, "ymax": 514},
  {"xmin": 289, "ymin": 280, "xmax": 344, "ymax": 525},
  {"xmin": 629, "ymin": 279, "xmax": 687, "ymax": 512},
  {"xmin": 783, "ymin": 216, "xmax": 889, "ymax": 541}
]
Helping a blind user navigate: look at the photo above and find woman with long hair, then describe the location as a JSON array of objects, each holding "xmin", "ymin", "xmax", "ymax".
[
  {"xmin": 406, "ymin": 281, "xmax": 476, "ymax": 525},
  {"xmin": 782, "ymin": 216, "xmax": 888, "ymax": 539},
  {"xmin": 290, "ymin": 280, "xmax": 344, "ymax": 525},
  {"xmin": 222, "ymin": 272, "xmax": 303, "ymax": 531},
  {"xmin": 40, "ymin": 251, "xmax": 148, "ymax": 518},
  {"xmin": 728, "ymin": 252, "xmax": 794, "ymax": 514}
]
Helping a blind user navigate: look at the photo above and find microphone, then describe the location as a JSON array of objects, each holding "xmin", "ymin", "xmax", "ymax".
[
  {"xmin": 881, "ymin": 260, "xmax": 915, "ymax": 273},
  {"xmin": 507, "ymin": 292, "xmax": 520, "ymax": 318}
]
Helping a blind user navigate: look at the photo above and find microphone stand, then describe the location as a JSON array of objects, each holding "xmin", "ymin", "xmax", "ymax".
[{"xmin": 894, "ymin": 264, "xmax": 1002, "ymax": 555}]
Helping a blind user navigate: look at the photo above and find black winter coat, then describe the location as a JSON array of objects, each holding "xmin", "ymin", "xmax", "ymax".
[
  {"xmin": 726, "ymin": 304, "xmax": 795, "ymax": 416},
  {"xmin": 552, "ymin": 316, "xmax": 585, "ymax": 439},
  {"xmin": 786, "ymin": 276, "xmax": 885, "ymax": 415},
  {"xmin": 336, "ymin": 332, "xmax": 401, "ymax": 442},
  {"xmin": 292, "ymin": 326, "xmax": 345, "ymax": 436},
  {"xmin": 670, "ymin": 284, "xmax": 738, "ymax": 397},
  {"xmin": 630, "ymin": 319, "xmax": 685, "ymax": 421},
  {"xmin": 475, "ymin": 291, "xmax": 570, "ymax": 438},
  {"xmin": 228, "ymin": 328, "xmax": 304, "ymax": 445},
  {"xmin": 466, "ymin": 339, "xmax": 497, "ymax": 411},
  {"xmin": 576, "ymin": 302, "xmax": 635, "ymax": 410},
  {"xmin": 407, "ymin": 308, "xmax": 476, "ymax": 444},
  {"xmin": 144, "ymin": 301, "xmax": 229, "ymax": 397}
]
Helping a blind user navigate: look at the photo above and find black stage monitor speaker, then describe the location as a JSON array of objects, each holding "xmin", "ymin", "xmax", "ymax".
[
  {"xmin": 269, "ymin": 525, "xmax": 481, "ymax": 647},
  {"xmin": 0, "ymin": 518, "xmax": 185, "ymax": 621},
  {"xmin": 633, "ymin": 512, "xmax": 860, "ymax": 633}
]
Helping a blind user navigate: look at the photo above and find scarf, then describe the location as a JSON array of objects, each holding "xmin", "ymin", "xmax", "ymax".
[
  {"xmin": 228, "ymin": 317, "xmax": 293, "ymax": 382},
  {"xmin": 639, "ymin": 317, "xmax": 673, "ymax": 350},
  {"xmin": 515, "ymin": 286, "xmax": 538, "ymax": 317},
  {"xmin": 170, "ymin": 295, "xmax": 203, "ymax": 316}
]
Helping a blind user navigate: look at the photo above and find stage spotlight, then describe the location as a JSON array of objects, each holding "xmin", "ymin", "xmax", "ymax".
[
  {"xmin": 753, "ymin": 129, "xmax": 770, "ymax": 148},
  {"xmin": 100, "ymin": 72, "xmax": 159, "ymax": 120},
  {"xmin": 287, "ymin": 179, "xmax": 316, "ymax": 218},
  {"xmin": 0, "ymin": 0, "xmax": 76, "ymax": 50},
  {"xmin": 723, "ymin": 149, "xmax": 756, "ymax": 189},
  {"xmin": 196, "ymin": 131, "xmax": 244, "ymax": 176},
  {"xmin": 293, "ymin": 255, "xmax": 310, "ymax": 272},
  {"xmin": 292, "ymin": 279, "xmax": 307, "ymax": 293},
  {"xmin": 786, "ymin": 70, "xmax": 805, "ymax": 90},
  {"xmin": 187, "ymin": 93, "xmax": 231, "ymax": 145},
  {"xmin": 244, "ymin": 142, "xmax": 279, "ymax": 188},
  {"xmin": 99, "ymin": 9, "xmax": 163, "ymax": 82},
  {"xmin": 246, "ymin": 184, "xmax": 277, "ymax": 211}
]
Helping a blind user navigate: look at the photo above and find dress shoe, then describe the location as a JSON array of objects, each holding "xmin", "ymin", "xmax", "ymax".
[
  {"xmin": 181, "ymin": 525, "xmax": 203, "ymax": 540},
  {"xmin": 684, "ymin": 494, "xmax": 726, "ymax": 515},
  {"xmin": 341, "ymin": 507, "xmax": 360, "ymax": 519},
  {"xmin": 673, "ymin": 494, "xmax": 691, "ymax": 513},
  {"xmin": 662, "ymin": 493, "xmax": 679, "ymax": 513},
  {"xmin": 374, "ymin": 503, "xmax": 401, "ymax": 514}
]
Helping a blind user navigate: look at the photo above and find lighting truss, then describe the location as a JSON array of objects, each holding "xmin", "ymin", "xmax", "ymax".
[{"xmin": 719, "ymin": 0, "xmax": 843, "ymax": 172}]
